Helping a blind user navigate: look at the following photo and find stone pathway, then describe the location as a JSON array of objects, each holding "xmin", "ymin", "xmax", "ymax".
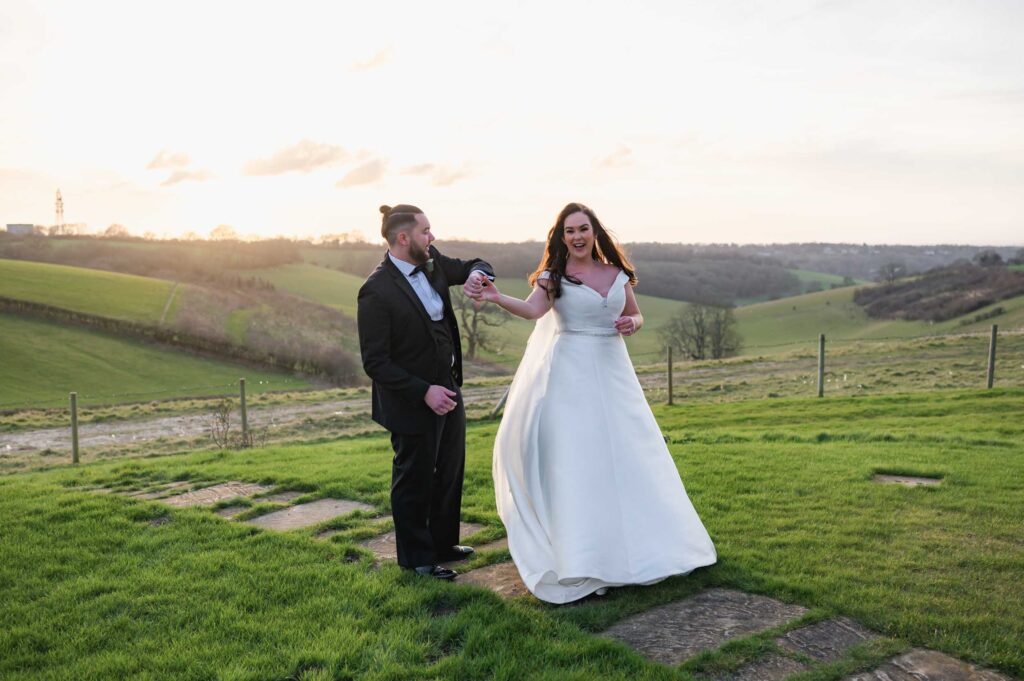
[
  {"xmin": 359, "ymin": 522, "xmax": 486, "ymax": 561},
  {"xmin": 777, "ymin": 616, "xmax": 877, "ymax": 663},
  {"xmin": 245, "ymin": 499, "xmax": 375, "ymax": 531},
  {"xmin": 106, "ymin": 480, "xmax": 1013, "ymax": 680},
  {"xmin": 846, "ymin": 648, "xmax": 1011, "ymax": 680},
  {"xmin": 600, "ymin": 588, "xmax": 809, "ymax": 666},
  {"xmin": 162, "ymin": 482, "xmax": 272, "ymax": 507},
  {"xmin": 458, "ymin": 561, "xmax": 530, "ymax": 598}
]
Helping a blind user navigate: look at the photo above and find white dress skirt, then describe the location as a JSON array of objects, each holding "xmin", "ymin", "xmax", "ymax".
[{"xmin": 492, "ymin": 270, "xmax": 717, "ymax": 603}]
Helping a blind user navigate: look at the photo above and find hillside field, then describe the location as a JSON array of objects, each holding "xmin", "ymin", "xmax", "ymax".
[
  {"xmin": 0, "ymin": 259, "xmax": 179, "ymax": 324},
  {"xmin": 0, "ymin": 314, "xmax": 310, "ymax": 409}
]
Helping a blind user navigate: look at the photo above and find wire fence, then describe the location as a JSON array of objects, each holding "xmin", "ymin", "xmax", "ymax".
[{"xmin": 2, "ymin": 326, "xmax": 1022, "ymax": 471}]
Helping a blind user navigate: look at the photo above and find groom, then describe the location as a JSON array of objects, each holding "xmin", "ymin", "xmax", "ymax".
[{"xmin": 357, "ymin": 204, "xmax": 494, "ymax": 580}]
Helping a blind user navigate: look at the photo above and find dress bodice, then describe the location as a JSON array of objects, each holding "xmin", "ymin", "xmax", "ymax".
[{"xmin": 549, "ymin": 270, "xmax": 629, "ymax": 336}]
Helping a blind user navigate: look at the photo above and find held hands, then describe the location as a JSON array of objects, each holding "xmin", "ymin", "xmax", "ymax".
[
  {"xmin": 464, "ymin": 274, "xmax": 500, "ymax": 305},
  {"xmin": 424, "ymin": 385, "xmax": 458, "ymax": 416},
  {"xmin": 614, "ymin": 316, "xmax": 639, "ymax": 336},
  {"xmin": 462, "ymin": 271, "xmax": 489, "ymax": 299}
]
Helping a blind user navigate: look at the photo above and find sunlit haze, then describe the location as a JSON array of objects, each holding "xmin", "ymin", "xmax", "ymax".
[{"xmin": 2, "ymin": 1, "xmax": 1022, "ymax": 245}]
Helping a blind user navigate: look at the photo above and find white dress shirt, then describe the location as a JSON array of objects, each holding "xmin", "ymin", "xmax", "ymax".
[{"xmin": 389, "ymin": 253, "xmax": 445, "ymax": 321}]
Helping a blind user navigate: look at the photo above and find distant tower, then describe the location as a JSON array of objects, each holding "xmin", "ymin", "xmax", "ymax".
[{"xmin": 55, "ymin": 189, "xmax": 65, "ymax": 230}]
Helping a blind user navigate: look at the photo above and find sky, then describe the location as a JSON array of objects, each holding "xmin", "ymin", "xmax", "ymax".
[{"xmin": 1, "ymin": 0, "xmax": 1022, "ymax": 245}]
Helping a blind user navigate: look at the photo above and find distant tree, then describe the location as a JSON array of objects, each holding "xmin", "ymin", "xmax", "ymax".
[
  {"xmin": 47, "ymin": 224, "xmax": 75, "ymax": 236},
  {"xmin": 878, "ymin": 262, "xmax": 907, "ymax": 285},
  {"xmin": 453, "ymin": 292, "xmax": 509, "ymax": 359},
  {"xmin": 1009, "ymin": 248, "xmax": 1024, "ymax": 265},
  {"xmin": 104, "ymin": 223, "xmax": 130, "ymax": 238},
  {"xmin": 973, "ymin": 250, "xmax": 1004, "ymax": 267},
  {"xmin": 142, "ymin": 231, "xmax": 157, "ymax": 240},
  {"xmin": 842, "ymin": 275, "xmax": 856, "ymax": 286},
  {"xmin": 209, "ymin": 224, "xmax": 238, "ymax": 241},
  {"xmin": 182, "ymin": 231, "xmax": 201, "ymax": 241},
  {"xmin": 660, "ymin": 303, "xmax": 741, "ymax": 360},
  {"xmin": 804, "ymin": 280, "xmax": 823, "ymax": 293}
]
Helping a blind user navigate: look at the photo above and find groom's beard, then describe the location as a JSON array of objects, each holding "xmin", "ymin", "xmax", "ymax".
[{"xmin": 409, "ymin": 241, "xmax": 429, "ymax": 265}]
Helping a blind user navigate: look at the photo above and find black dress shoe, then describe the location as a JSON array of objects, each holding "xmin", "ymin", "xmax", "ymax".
[
  {"xmin": 413, "ymin": 565, "xmax": 457, "ymax": 580},
  {"xmin": 437, "ymin": 545, "xmax": 475, "ymax": 562}
]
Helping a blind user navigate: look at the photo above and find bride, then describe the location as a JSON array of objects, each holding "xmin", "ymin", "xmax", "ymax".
[{"xmin": 470, "ymin": 202, "xmax": 717, "ymax": 604}]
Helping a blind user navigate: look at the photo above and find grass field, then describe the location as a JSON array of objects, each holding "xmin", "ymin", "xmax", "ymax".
[
  {"xmin": 243, "ymin": 261, "xmax": 1024, "ymax": 366},
  {"xmin": 0, "ymin": 314, "xmax": 310, "ymax": 409},
  {"xmin": 0, "ymin": 258, "xmax": 179, "ymax": 324},
  {"xmin": 0, "ymin": 389, "xmax": 1021, "ymax": 678},
  {"xmin": 242, "ymin": 264, "xmax": 364, "ymax": 317},
  {"xmin": 735, "ymin": 286, "xmax": 1024, "ymax": 354}
]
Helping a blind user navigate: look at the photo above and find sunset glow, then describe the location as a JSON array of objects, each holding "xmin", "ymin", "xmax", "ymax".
[{"xmin": 2, "ymin": 1, "xmax": 1022, "ymax": 244}]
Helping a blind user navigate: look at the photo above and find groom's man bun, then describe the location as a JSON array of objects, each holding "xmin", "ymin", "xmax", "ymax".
[{"xmin": 380, "ymin": 203, "xmax": 424, "ymax": 244}]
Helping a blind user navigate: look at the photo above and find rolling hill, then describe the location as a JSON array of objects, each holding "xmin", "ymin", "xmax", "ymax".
[
  {"xmin": 0, "ymin": 259, "xmax": 179, "ymax": 324},
  {"xmin": 0, "ymin": 314, "xmax": 309, "ymax": 409}
]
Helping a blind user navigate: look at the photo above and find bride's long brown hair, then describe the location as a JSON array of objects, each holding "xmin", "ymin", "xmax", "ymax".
[{"xmin": 529, "ymin": 202, "xmax": 637, "ymax": 299}]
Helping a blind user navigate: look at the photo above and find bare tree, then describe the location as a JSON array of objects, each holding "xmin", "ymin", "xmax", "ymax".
[
  {"xmin": 660, "ymin": 303, "xmax": 741, "ymax": 360},
  {"xmin": 878, "ymin": 262, "xmax": 907, "ymax": 285},
  {"xmin": 453, "ymin": 292, "xmax": 509, "ymax": 359},
  {"xmin": 104, "ymin": 224, "xmax": 130, "ymax": 238}
]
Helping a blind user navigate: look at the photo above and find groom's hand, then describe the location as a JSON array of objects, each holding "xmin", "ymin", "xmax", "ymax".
[{"xmin": 424, "ymin": 385, "xmax": 458, "ymax": 415}]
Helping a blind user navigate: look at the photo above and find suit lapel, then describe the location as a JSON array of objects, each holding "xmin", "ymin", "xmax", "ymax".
[{"xmin": 383, "ymin": 254, "xmax": 433, "ymax": 325}]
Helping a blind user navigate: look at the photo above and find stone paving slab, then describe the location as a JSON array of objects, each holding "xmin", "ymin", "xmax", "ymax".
[
  {"xmin": 254, "ymin": 491, "xmax": 305, "ymax": 504},
  {"xmin": 457, "ymin": 561, "xmax": 530, "ymax": 599},
  {"xmin": 163, "ymin": 482, "xmax": 272, "ymax": 507},
  {"xmin": 722, "ymin": 654, "xmax": 808, "ymax": 681},
  {"xmin": 873, "ymin": 474, "xmax": 941, "ymax": 487},
  {"xmin": 214, "ymin": 505, "xmax": 247, "ymax": 519},
  {"xmin": 246, "ymin": 498, "xmax": 375, "ymax": 531},
  {"xmin": 777, "ymin": 617, "xmax": 878, "ymax": 663},
  {"xmin": 360, "ymin": 522, "xmax": 485, "ymax": 561},
  {"xmin": 126, "ymin": 481, "xmax": 194, "ymax": 499},
  {"xmin": 439, "ymin": 537, "xmax": 510, "ymax": 569},
  {"xmin": 601, "ymin": 588, "xmax": 810, "ymax": 666},
  {"xmin": 845, "ymin": 648, "xmax": 1011, "ymax": 681}
]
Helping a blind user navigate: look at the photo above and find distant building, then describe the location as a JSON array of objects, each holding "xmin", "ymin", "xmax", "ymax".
[{"xmin": 5, "ymin": 223, "xmax": 34, "ymax": 235}]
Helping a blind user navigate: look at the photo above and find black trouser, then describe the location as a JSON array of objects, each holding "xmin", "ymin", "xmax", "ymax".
[{"xmin": 389, "ymin": 394, "xmax": 466, "ymax": 568}]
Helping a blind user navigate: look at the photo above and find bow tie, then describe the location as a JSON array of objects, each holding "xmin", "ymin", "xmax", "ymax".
[{"xmin": 411, "ymin": 259, "xmax": 434, "ymax": 276}]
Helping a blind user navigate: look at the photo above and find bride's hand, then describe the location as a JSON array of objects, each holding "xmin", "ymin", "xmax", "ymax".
[
  {"xmin": 476, "ymin": 278, "xmax": 501, "ymax": 303},
  {"xmin": 614, "ymin": 316, "xmax": 637, "ymax": 336}
]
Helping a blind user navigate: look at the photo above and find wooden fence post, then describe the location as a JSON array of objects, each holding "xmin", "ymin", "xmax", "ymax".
[
  {"xmin": 491, "ymin": 385, "xmax": 511, "ymax": 418},
  {"xmin": 239, "ymin": 378, "xmax": 249, "ymax": 444},
  {"xmin": 987, "ymin": 325, "xmax": 998, "ymax": 389},
  {"xmin": 70, "ymin": 392, "xmax": 79, "ymax": 464},
  {"xmin": 667, "ymin": 346, "xmax": 674, "ymax": 405},
  {"xmin": 817, "ymin": 334, "xmax": 826, "ymax": 398}
]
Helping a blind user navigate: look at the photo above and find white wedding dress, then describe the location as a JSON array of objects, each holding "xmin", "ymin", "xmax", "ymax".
[{"xmin": 493, "ymin": 270, "xmax": 717, "ymax": 603}]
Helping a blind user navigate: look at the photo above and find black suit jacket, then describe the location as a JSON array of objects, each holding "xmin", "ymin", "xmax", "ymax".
[{"xmin": 357, "ymin": 245, "xmax": 494, "ymax": 434}]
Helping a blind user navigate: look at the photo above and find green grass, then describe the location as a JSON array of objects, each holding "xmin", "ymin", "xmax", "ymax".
[
  {"xmin": 790, "ymin": 269, "xmax": 864, "ymax": 288},
  {"xmin": 1, "ymin": 389, "xmax": 1021, "ymax": 678},
  {"xmin": 0, "ymin": 258, "xmax": 178, "ymax": 324},
  {"xmin": 735, "ymin": 287, "xmax": 1024, "ymax": 355},
  {"xmin": 0, "ymin": 314, "xmax": 310, "ymax": 409},
  {"xmin": 242, "ymin": 264, "xmax": 365, "ymax": 317}
]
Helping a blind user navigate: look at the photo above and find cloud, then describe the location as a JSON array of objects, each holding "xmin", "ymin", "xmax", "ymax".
[
  {"xmin": 161, "ymin": 169, "xmax": 214, "ymax": 186},
  {"xmin": 351, "ymin": 48, "xmax": 391, "ymax": 72},
  {"xmin": 147, "ymin": 149, "xmax": 191, "ymax": 170},
  {"xmin": 597, "ymin": 145, "xmax": 633, "ymax": 169},
  {"xmin": 400, "ymin": 162, "xmax": 473, "ymax": 186},
  {"xmin": 336, "ymin": 159, "xmax": 387, "ymax": 188},
  {"xmin": 431, "ymin": 166, "xmax": 472, "ymax": 187},
  {"xmin": 401, "ymin": 163, "xmax": 436, "ymax": 176},
  {"xmin": 243, "ymin": 139, "xmax": 351, "ymax": 176}
]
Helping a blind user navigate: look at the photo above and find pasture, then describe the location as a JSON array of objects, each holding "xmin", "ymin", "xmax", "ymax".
[{"xmin": 0, "ymin": 314, "xmax": 310, "ymax": 410}]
